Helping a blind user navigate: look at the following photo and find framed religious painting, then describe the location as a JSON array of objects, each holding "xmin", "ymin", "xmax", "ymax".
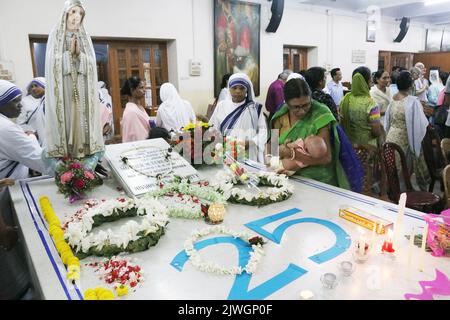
[{"xmin": 214, "ymin": 0, "xmax": 261, "ymax": 97}]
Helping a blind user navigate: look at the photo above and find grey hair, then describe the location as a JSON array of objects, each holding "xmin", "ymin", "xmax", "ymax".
[
  {"xmin": 279, "ymin": 69, "xmax": 292, "ymax": 81},
  {"xmin": 410, "ymin": 67, "xmax": 421, "ymax": 77}
]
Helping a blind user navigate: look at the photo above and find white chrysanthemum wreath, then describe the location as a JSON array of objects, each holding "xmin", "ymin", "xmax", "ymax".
[
  {"xmin": 64, "ymin": 197, "xmax": 169, "ymax": 258},
  {"xmin": 145, "ymin": 178, "xmax": 226, "ymax": 220},
  {"xmin": 213, "ymin": 170, "xmax": 294, "ymax": 206},
  {"xmin": 184, "ymin": 226, "xmax": 265, "ymax": 275}
]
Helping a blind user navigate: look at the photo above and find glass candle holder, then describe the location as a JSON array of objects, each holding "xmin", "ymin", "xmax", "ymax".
[
  {"xmin": 338, "ymin": 261, "xmax": 355, "ymax": 277},
  {"xmin": 207, "ymin": 203, "xmax": 225, "ymax": 224},
  {"xmin": 320, "ymin": 273, "xmax": 338, "ymax": 289}
]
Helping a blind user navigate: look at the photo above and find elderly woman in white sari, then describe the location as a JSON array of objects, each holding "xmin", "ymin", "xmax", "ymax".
[
  {"xmin": 209, "ymin": 73, "xmax": 267, "ymax": 163},
  {"xmin": 44, "ymin": 0, "xmax": 104, "ymax": 171},
  {"xmin": 156, "ymin": 82, "xmax": 196, "ymax": 132},
  {"xmin": 384, "ymin": 71, "xmax": 430, "ymax": 191},
  {"xmin": 370, "ymin": 70, "xmax": 391, "ymax": 124}
]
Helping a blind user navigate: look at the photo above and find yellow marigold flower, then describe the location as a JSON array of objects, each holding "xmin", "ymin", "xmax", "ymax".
[
  {"xmin": 115, "ymin": 285, "xmax": 129, "ymax": 297},
  {"xmin": 68, "ymin": 263, "xmax": 80, "ymax": 273},
  {"xmin": 67, "ymin": 271, "xmax": 80, "ymax": 280},
  {"xmin": 49, "ymin": 225, "xmax": 64, "ymax": 239},
  {"xmin": 84, "ymin": 289, "xmax": 98, "ymax": 300},
  {"xmin": 67, "ymin": 257, "xmax": 79, "ymax": 266},
  {"xmin": 60, "ymin": 250, "xmax": 72, "ymax": 265},
  {"xmin": 201, "ymin": 122, "xmax": 210, "ymax": 128},
  {"xmin": 183, "ymin": 123, "xmax": 196, "ymax": 131},
  {"xmin": 96, "ymin": 288, "xmax": 115, "ymax": 300}
]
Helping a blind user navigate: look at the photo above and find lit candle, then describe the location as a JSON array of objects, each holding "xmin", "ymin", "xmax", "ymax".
[
  {"xmin": 382, "ymin": 229, "xmax": 395, "ymax": 253},
  {"xmin": 393, "ymin": 193, "xmax": 407, "ymax": 251},
  {"xmin": 419, "ymin": 223, "xmax": 429, "ymax": 272}
]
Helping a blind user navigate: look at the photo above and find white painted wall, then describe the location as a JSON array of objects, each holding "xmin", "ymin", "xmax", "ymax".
[{"xmin": 0, "ymin": 0, "xmax": 426, "ymax": 115}]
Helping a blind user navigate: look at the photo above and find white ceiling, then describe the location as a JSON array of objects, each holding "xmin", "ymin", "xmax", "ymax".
[{"xmin": 283, "ymin": 0, "xmax": 450, "ymax": 26}]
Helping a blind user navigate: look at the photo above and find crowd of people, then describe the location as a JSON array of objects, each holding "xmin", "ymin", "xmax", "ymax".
[{"xmin": 1, "ymin": 57, "xmax": 450, "ymax": 298}]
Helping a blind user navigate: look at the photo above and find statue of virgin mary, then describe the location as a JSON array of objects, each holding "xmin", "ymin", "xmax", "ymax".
[{"xmin": 45, "ymin": 0, "xmax": 104, "ymax": 169}]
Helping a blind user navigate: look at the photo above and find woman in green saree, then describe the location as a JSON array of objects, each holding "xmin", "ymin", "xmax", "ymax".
[
  {"xmin": 269, "ymin": 78, "xmax": 350, "ymax": 190},
  {"xmin": 340, "ymin": 66, "xmax": 382, "ymax": 146}
]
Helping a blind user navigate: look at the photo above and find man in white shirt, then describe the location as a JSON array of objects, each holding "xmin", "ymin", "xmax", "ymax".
[{"xmin": 326, "ymin": 68, "xmax": 345, "ymax": 107}]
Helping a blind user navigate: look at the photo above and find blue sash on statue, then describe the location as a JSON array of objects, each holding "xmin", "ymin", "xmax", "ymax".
[{"xmin": 220, "ymin": 102, "xmax": 262, "ymax": 135}]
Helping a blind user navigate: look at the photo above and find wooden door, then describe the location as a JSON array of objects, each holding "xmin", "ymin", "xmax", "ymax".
[
  {"xmin": 283, "ymin": 46, "xmax": 308, "ymax": 72},
  {"xmin": 109, "ymin": 43, "xmax": 168, "ymax": 135},
  {"xmin": 378, "ymin": 51, "xmax": 391, "ymax": 73},
  {"xmin": 391, "ymin": 53, "xmax": 414, "ymax": 70}
]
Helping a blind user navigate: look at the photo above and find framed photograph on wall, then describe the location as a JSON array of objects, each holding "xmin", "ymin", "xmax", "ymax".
[
  {"xmin": 442, "ymin": 30, "xmax": 450, "ymax": 52},
  {"xmin": 425, "ymin": 29, "xmax": 443, "ymax": 52},
  {"xmin": 366, "ymin": 21, "xmax": 376, "ymax": 42},
  {"xmin": 214, "ymin": 0, "xmax": 261, "ymax": 97}
]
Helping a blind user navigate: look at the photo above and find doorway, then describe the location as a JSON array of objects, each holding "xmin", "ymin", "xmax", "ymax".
[
  {"xmin": 283, "ymin": 46, "xmax": 308, "ymax": 73},
  {"xmin": 108, "ymin": 42, "xmax": 168, "ymax": 133},
  {"xmin": 378, "ymin": 51, "xmax": 414, "ymax": 72},
  {"xmin": 29, "ymin": 37, "xmax": 168, "ymax": 137}
]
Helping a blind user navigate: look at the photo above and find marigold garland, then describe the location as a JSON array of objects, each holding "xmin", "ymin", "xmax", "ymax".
[
  {"xmin": 84, "ymin": 287, "xmax": 115, "ymax": 300},
  {"xmin": 39, "ymin": 196, "xmax": 80, "ymax": 280}
]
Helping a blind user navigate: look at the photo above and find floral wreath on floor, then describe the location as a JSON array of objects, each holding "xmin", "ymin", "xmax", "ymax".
[
  {"xmin": 64, "ymin": 197, "xmax": 169, "ymax": 259},
  {"xmin": 184, "ymin": 226, "xmax": 265, "ymax": 275},
  {"xmin": 213, "ymin": 170, "xmax": 294, "ymax": 206},
  {"xmin": 145, "ymin": 176, "xmax": 226, "ymax": 220}
]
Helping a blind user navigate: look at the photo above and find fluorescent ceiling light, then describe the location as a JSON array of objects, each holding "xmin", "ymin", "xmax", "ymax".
[{"xmin": 424, "ymin": 0, "xmax": 450, "ymax": 6}]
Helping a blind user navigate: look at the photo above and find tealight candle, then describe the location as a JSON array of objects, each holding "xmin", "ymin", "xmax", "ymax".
[{"xmin": 299, "ymin": 290, "xmax": 314, "ymax": 300}]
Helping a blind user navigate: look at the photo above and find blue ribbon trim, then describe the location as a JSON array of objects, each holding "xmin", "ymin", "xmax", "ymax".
[{"xmin": 20, "ymin": 179, "xmax": 83, "ymax": 300}]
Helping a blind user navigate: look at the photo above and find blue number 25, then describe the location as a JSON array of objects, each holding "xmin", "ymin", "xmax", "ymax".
[{"xmin": 170, "ymin": 208, "xmax": 351, "ymax": 299}]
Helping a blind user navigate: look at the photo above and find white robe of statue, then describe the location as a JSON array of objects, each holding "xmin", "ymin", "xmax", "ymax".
[{"xmin": 45, "ymin": 0, "xmax": 104, "ymax": 161}]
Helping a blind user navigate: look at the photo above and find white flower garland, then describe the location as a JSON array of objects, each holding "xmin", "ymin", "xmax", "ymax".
[
  {"xmin": 184, "ymin": 226, "xmax": 265, "ymax": 275},
  {"xmin": 65, "ymin": 197, "xmax": 168, "ymax": 254},
  {"xmin": 145, "ymin": 179, "xmax": 226, "ymax": 220},
  {"xmin": 213, "ymin": 171, "xmax": 294, "ymax": 206}
]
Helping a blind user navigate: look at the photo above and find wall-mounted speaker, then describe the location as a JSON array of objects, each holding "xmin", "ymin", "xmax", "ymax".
[
  {"xmin": 394, "ymin": 17, "xmax": 410, "ymax": 43},
  {"xmin": 266, "ymin": 0, "xmax": 284, "ymax": 33}
]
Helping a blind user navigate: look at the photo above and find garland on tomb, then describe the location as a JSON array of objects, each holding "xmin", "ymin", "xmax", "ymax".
[
  {"xmin": 213, "ymin": 170, "xmax": 294, "ymax": 206},
  {"xmin": 39, "ymin": 196, "xmax": 80, "ymax": 280},
  {"xmin": 64, "ymin": 197, "xmax": 169, "ymax": 259},
  {"xmin": 145, "ymin": 177, "xmax": 226, "ymax": 220},
  {"xmin": 184, "ymin": 226, "xmax": 265, "ymax": 275}
]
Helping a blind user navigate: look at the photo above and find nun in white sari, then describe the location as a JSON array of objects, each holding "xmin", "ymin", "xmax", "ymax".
[
  {"xmin": 156, "ymin": 83, "xmax": 196, "ymax": 132},
  {"xmin": 44, "ymin": 0, "xmax": 104, "ymax": 168},
  {"xmin": 209, "ymin": 73, "xmax": 267, "ymax": 163},
  {"xmin": 17, "ymin": 77, "xmax": 46, "ymax": 146}
]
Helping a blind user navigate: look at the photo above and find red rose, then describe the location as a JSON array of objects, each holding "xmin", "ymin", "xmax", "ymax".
[
  {"xmin": 73, "ymin": 179, "xmax": 86, "ymax": 189},
  {"xmin": 70, "ymin": 163, "xmax": 82, "ymax": 169}
]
